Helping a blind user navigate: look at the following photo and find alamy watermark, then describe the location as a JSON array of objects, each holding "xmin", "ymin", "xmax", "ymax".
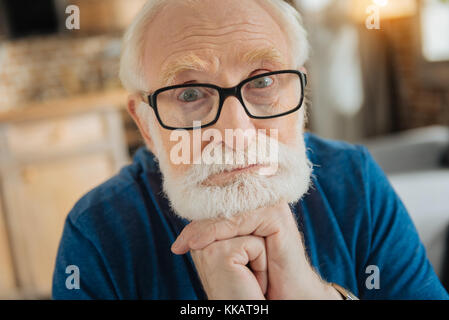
[
  {"xmin": 365, "ymin": 265, "xmax": 380, "ymax": 290},
  {"xmin": 65, "ymin": 265, "xmax": 80, "ymax": 290},
  {"xmin": 168, "ymin": 122, "xmax": 280, "ymax": 176},
  {"xmin": 65, "ymin": 5, "xmax": 80, "ymax": 30},
  {"xmin": 64, "ymin": 2, "xmax": 385, "ymax": 31},
  {"xmin": 365, "ymin": 0, "xmax": 390, "ymax": 30}
]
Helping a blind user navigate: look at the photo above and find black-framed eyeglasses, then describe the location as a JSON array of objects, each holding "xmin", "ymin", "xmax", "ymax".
[{"xmin": 143, "ymin": 69, "xmax": 307, "ymax": 130}]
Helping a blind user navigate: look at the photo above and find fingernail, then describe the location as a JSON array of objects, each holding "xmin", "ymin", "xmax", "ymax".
[{"xmin": 171, "ymin": 240, "xmax": 181, "ymax": 253}]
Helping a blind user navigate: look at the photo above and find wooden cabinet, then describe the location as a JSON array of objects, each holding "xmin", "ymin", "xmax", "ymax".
[
  {"xmin": 0, "ymin": 196, "xmax": 17, "ymax": 299},
  {"xmin": 0, "ymin": 90, "xmax": 129, "ymax": 298}
]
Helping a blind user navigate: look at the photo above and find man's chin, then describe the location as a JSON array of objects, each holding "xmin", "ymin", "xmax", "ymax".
[
  {"xmin": 160, "ymin": 136, "xmax": 312, "ymax": 221},
  {"xmin": 163, "ymin": 167, "xmax": 311, "ymax": 221}
]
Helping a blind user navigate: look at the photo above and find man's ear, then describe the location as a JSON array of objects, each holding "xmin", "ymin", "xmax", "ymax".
[{"xmin": 126, "ymin": 93, "xmax": 156, "ymax": 153}]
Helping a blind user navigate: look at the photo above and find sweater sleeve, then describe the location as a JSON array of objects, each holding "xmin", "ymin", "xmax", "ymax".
[
  {"xmin": 358, "ymin": 146, "xmax": 449, "ymax": 299},
  {"xmin": 52, "ymin": 215, "xmax": 118, "ymax": 299}
]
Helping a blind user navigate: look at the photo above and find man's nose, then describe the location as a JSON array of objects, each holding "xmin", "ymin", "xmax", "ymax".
[{"xmin": 213, "ymin": 96, "xmax": 257, "ymax": 152}]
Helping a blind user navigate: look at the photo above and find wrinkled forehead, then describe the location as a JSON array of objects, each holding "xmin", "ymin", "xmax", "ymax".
[{"xmin": 142, "ymin": 0, "xmax": 292, "ymax": 87}]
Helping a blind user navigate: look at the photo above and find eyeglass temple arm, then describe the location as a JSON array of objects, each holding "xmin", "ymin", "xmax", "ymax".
[{"xmin": 140, "ymin": 92, "xmax": 155, "ymax": 109}]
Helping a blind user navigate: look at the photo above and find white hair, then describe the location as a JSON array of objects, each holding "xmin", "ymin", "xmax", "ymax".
[{"xmin": 119, "ymin": 0, "xmax": 309, "ymax": 94}]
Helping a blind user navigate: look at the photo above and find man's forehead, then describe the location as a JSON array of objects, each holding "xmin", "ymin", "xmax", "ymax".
[
  {"xmin": 143, "ymin": 0, "xmax": 291, "ymax": 88},
  {"xmin": 159, "ymin": 46, "xmax": 289, "ymax": 87}
]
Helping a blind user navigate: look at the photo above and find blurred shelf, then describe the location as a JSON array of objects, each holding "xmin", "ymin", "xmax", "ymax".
[{"xmin": 0, "ymin": 89, "xmax": 128, "ymax": 123}]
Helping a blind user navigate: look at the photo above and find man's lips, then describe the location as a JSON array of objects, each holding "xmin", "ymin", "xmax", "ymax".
[
  {"xmin": 202, "ymin": 164, "xmax": 266, "ymax": 186},
  {"xmin": 228, "ymin": 164, "xmax": 260, "ymax": 173}
]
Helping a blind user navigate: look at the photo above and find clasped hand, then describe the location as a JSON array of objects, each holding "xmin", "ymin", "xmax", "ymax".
[{"xmin": 171, "ymin": 202, "xmax": 341, "ymax": 300}]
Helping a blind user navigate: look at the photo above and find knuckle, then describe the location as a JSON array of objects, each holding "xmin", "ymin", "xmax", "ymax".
[
  {"xmin": 205, "ymin": 238, "xmax": 237, "ymax": 259},
  {"xmin": 180, "ymin": 228, "xmax": 193, "ymax": 243},
  {"xmin": 186, "ymin": 221, "xmax": 210, "ymax": 243},
  {"xmin": 223, "ymin": 218, "xmax": 238, "ymax": 233},
  {"xmin": 252, "ymin": 235, "xmax": 265, "ymax": 247},
  {"xmin": 209, "ymin": 221, "xmax": 218, "ymax": 238},
  {"xmin": 231, "ymin": 213, "xmax": 244, "ymax": 225},
  {"xmin": 224, "ymin": 213, "xmax": 246, "ymax": 234},
  {"xmin": 186, "ymin": 220, "xmax": 200, "ymax": 233},
  {"xmin": 191, "ymin": 221, "xmax": 215, "ymax": 247},
  {"xmin": 203, "ymin": 240, "xmax": 224, "ymax": 257}
]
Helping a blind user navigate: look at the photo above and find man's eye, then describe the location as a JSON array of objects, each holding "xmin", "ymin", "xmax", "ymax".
[
  {"xmin": 249, "ymin": 76, "xmax": 274, "ymax": 89},
  {"xmin": 178, "ymin": 88, "xmax": 204, "ymax": 102}
]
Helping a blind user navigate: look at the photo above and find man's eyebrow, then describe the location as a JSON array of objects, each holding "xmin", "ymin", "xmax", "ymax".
[
  {"xmin": 241, "ymin": 47, "xmax": 287, "ymax": 69},
  {"xmin": 160, "ymin": 53, "xmax": 211, "ymax": 87},
  {"xmin": 160, "ymin": 47, "xmax": 288, "ymax": 87}
]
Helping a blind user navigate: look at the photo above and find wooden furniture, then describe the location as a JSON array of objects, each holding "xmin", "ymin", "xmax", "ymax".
[
  {"xmin": 0, "ymin": 195, "xmax": 17, "ymax": 299},
  {"xmin": 0, "ymin": 89, "xmax": 129, "ymax": 298}
]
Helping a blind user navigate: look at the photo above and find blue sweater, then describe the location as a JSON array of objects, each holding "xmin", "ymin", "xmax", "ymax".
[{"xmin": 52, "ymin": 133, "xmax": 449, "ymax": 299}]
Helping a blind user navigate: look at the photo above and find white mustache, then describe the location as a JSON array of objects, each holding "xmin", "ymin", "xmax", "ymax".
[{"xmin": 185, "ymin": 134, "xmax": 284, "ymax": 185}]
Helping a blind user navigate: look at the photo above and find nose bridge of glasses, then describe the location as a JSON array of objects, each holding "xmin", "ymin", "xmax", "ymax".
[
  {"xmin": 217, "ymin": 85, "xmax": 251, "ymax": 120},
  {"xmin": 215, "ymin": 84, "xmax": 254, "ymax": 124},
  {"xmin": 220, "ymin": 85, "xmax": 242, "ymax": 105}
]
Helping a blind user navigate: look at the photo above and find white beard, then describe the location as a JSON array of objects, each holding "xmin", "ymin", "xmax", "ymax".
[{"xmin": 145, "ymin": 106, "xmax": 312, "ymax": 221}]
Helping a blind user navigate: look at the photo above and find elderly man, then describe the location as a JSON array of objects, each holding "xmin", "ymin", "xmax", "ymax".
[{"xmin": 52, "ymin": 0, "xmax": 448, "ymax": 300}]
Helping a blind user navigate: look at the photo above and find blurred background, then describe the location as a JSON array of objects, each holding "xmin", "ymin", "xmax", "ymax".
[{"xmin": 0, "ymin": 0, "xmax": 448, "ymax": 299}]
